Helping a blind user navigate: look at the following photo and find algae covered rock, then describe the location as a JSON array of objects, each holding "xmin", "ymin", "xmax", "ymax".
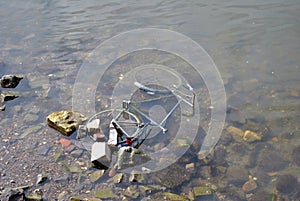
[
  {"xmin": 152, "ymin": 192, "xmax": 189, "ymax": 201},
  {"xmin": 94, "ymin": 188, "xmax": 117, "ymax": 199},
  {"xmin": 47, "ymin": 110, "xmax": 87, "ymax": 136},
  {"xmin": 193, "ymin": 186, "xmax": 213, "ymax": 197}
]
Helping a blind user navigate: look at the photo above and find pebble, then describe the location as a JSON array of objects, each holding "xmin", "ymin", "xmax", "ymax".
[
  {"xmin": 185, "ymin": 162, "xmax": 195, "ymax": 172},
  {"xmin": 90, "ymin": 170, "xmax": 105, "ymax": 182},
  {"xmin": 36, "ymin": 174, "xmax": 47, "ymax": 185},
  {"xmin": 242, "ymin": 179, "xmax": 258, "ymax": 193},
  {"xmin": 59, "ymin": 138, "xmax": 71, "ymax": 147},
  {"xmin": 113, "ymin": 173, "xmax": 124, "ymax": 184}
]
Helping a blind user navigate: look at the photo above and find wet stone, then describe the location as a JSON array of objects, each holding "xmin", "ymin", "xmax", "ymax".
[
  {"xmin": 276, "ymin": 174, "xmax": 298, "ymax": 194},
  {"xmin": 129, "ymin": 170, "xmax": 145, "ymax": 183},
  {"xmin": 257, "ymin": 150, "xmax": 287, "ymax": 172},
  {"xmin": 90, "ymin": 170, "xmax": 105, "ymax": 182},
  {"xmin": 0, "ymin": 74, "xmax": 23, "ymax": 88},
  {"xmin": 37, "ymin": 144, "xmax": 50, "ymax": 156},
  {"xmin": 1, "ymin": 91, "xmax": 19, "ymax": 101},
  {"xmin": 47, "ymin": 110, "xmax": 87, "ymax": 136},
  {"xmin": 0, "ymin": 188, "xmax": 25, "ymax": 201},
  {"xmin": 28, "ymin": 74, "xmax": 49, "ymax": 89},
  {"xmin": 69, "ymin": 164, "xmax": 82, "ymax": 173},
  {"xmin": 19, "ymin": 125, "xmax": 42, "ymax": 139},
  {"xmin": 25, "ymin": 190, "xmax": 43, "ymax": 201},
  {"xmin": 242, "ymin": 179, "xmax": 258, "ymax": 193},
  {"xmin": 54, "ymin": 175, "xmax": 69, "ymax": 184},
  {"xmin": 24, "ymin": 113, "xmax": 39, "ymax": 123},
  {"xmin": 292, "ymin": 145, "xmax": 300, "ymax": 167},
  {"xmin": 70, "ymin": 149, "xmax": 83, "ymax": 158},
  {"xmin": 124, "ymin": 185, "xmax": 140, "ymax": 199},
  {"xmin": 193, "ymin": 186, "xmax": 213, "ymax": 197},
  {"xmin": 36, "ymin": 174, "xmax": 48, "ymax": 185},
  {"xmin": 152, "ymin": 192, "xmax": 189, "ymax": 201},
  {"xmin": 94, "ymin": 188, "xmax": 117, "ymax": 199},
  {"xmin": 154, "ymin": 163, "xmax": 191, "ymax": 188},
  {"xmin": 226, "ymin": 166, "xmax": 249, "ymax": 186},
  {"xmin": 113, "ymin": 173, "xmax": 124, "ymax": 184}
]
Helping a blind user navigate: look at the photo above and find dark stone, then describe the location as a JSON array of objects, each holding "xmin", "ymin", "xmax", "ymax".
[
  {"xmin": 292, "ymin": 145, "xmax": 300, "ymax": 167},
  {"xmin": 153, "ymin": 163, "xmax": 191, "ymax": 188},
  {"xmin": 212, "ymin": 146, "xmax": 228, "ymax": 166},
  {"xmin": 1, "ymin": 92, "xmax": 18, "ymax": 101},
  {"xmin": 0, "ymin": 188, "xmax": 25, "ymax": 201},
  {"xmin": 276, "ymin": 174, "xmax": 298, "ymax": 194},
  {"xmin": 226, "ymin": 166, "xmax": 249, "ymax": 186},
  {"xmin": 0, "ymin": 75, "xmax": 23, "ymax": 88},
  {"xmin": 217, "ymin": 188, "xmax": 245, "ymax": 201},
  {"xmin": 257, "ymin": 150, "xmax": 287, "ymax": 172},
  {"xmin": 248, "ymin": 190, "xmax": 271, "ymax": 201}
]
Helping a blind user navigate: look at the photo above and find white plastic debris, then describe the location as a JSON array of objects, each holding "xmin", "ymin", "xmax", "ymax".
[
  {"xmin": 91, "ymin": 142, "xmax": 111, "ymax": 168},
  {"xmin": 107, "ymin": 122, "xmax": 117, "ymax": 145}
]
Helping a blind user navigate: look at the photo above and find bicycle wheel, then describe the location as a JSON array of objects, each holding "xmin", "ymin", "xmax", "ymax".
[{"xmin": 133, "ymin": 64, "xmax": 183, "ymax": 95}]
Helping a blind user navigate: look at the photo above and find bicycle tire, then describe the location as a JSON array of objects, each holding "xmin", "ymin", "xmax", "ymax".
[{"xmin": 133, "ymin": 65, "xmax": 183, "ymax": 94}]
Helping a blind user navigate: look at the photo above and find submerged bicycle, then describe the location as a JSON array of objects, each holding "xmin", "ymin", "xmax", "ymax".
[{"xmin": 77, "ymin": 65, "xmax": 196, "ymax": 172}]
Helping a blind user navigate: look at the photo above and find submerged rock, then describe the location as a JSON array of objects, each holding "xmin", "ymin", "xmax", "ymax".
[
  {"xmin": 94, "ymin": 188, "xmax": 117, "ymax": 199},
  {"xmin": 276, "ymin": 174, "xmax": 298, "ymax": 194},
  {"xmin": 0, "ymin": 188, "xmax": 25, "ymax": 201},
  {"xmin": 90, "ymin": 170, "xmax": 105, "ymax": 182},
  {"xmin": 243, "ymin": 130, "xmax": 262, "ymax": 142},
  {"xmin": 129, "ymin": 170, "xmax": 145, "ymax": 183},
  {"xmin": 113, "ymin": 173, "xmax": 124, "ymax": 183},
  {"xmin": 47, "ymin": 110, "xmax": 87, "ymax": 136},
  {"xmin": 36, "ymin": 174, "xmax": 47, "ymax": 185},
  {"xmin": 26, "ymin": 189, "xmax": 43, "ymax": 201},
  {"xmin": 257, "ymin": 150, "xmax": 287, "ymax": 172},
  {"xmin": 193, "ymin": 186, "xmax": 214, "ymax": 197},
  {"xmin": 153, "ymin": 163, "xmax": 191, "ymax": 188},
  {"xmin": 292, "ymin": 145, "xmax": 300, "ymax": 167},
  {"xmin": 0, "ymin": 74, "xmax": 23, "ymax": 88},
  {"xmin": 124, "ymin": 185, "xmax": 140, "ymax": 199},
  {"xmin": 152, "ymin": 192, "xmax": 189, "ymax": 201},
  {"xmin": 1, "ymin": 91, "xmax": 19, "ymax": 101},
  {"xmin": 242, "ymin": 179, "xmax": 258, "ymax": 193},
  {"xmin": 226, "ymin": 166, "xmax": 248, "ymax": 186}
]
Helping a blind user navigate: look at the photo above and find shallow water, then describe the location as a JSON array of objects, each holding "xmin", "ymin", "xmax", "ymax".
[{"xmin": 0, "ymin": 0, "xmax": 300, "ymax": 200}]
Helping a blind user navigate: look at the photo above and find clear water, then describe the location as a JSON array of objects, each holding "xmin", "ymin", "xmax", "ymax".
[{"xmin": 0, "ymin": 0, "xmax": 299, "ymax": 200}]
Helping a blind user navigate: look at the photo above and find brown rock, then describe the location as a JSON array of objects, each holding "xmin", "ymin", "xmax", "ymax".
[
  {"xmin": 242, "ymin": 179, "xmax": 258, "ymax": 193},
  {"xmin": 226, "ymin": 126, "xmax": 244, "ymax": 142}
]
